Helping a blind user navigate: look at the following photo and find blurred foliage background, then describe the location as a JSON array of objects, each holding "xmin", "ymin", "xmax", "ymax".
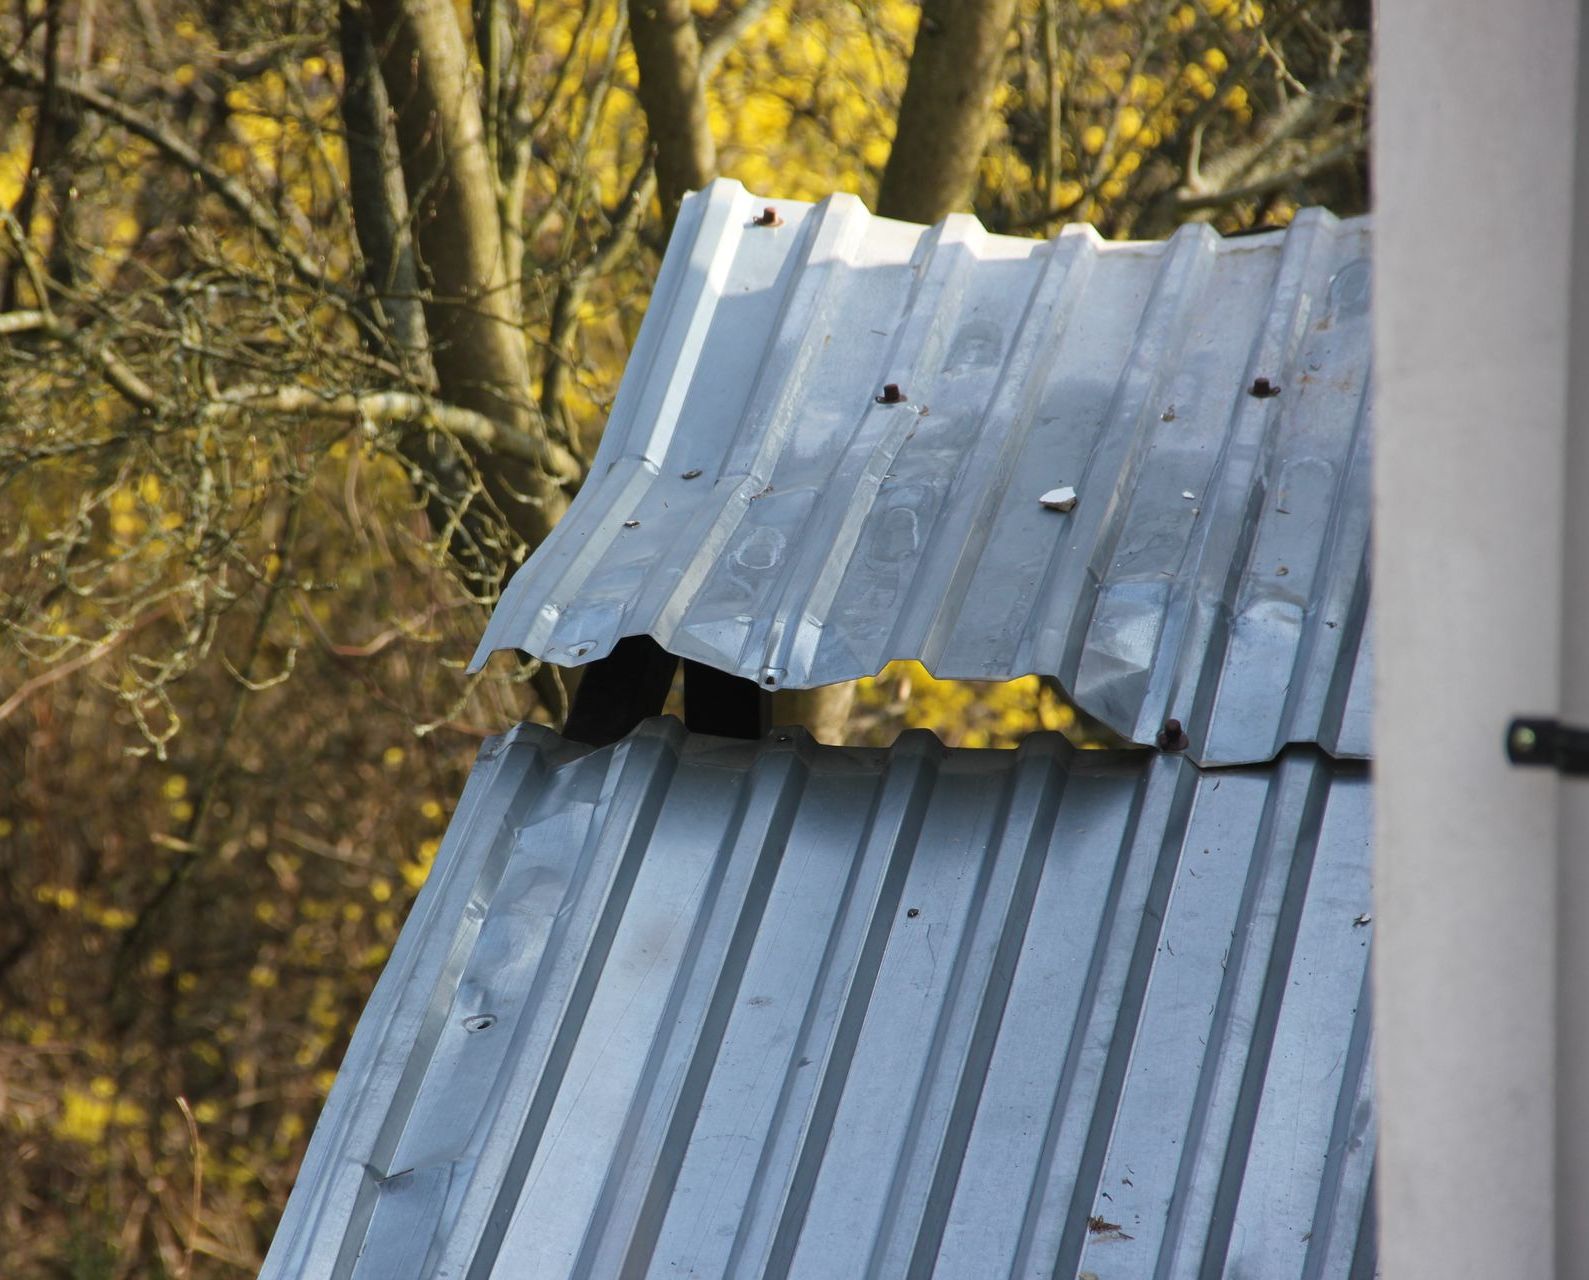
[{"xmin": 0, "ymin": 0, "xmax": 1367, "ymax": 1272}]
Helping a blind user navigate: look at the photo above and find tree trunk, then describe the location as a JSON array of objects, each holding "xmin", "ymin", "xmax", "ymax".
[
  {"xmin": 342, "ymin": 1, "xmax": 568, "ymax": 720},
  {"xmin": 364, "ymin": 0, "xmax": 571, "ymax": 558},
  {"xmin": 341, "ymin": 2, "xmax": 496, "ymax": 591},
  {"xmin": 339, "ymin": 4, "xmax": 428, "ymax": 370},
  {"xmin": 628, "ymin": 0, "xmax": 716, "ymax": 223},
  {"xmin": 875, "ymin": 0, "xmax": 1019, "ymax": 225}
]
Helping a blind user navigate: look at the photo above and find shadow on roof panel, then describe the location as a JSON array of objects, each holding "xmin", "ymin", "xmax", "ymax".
[
  {"xmin": 263, "ymin": 720, "xmax": 1375, "ymax": 1279},
  {"xmin": 470, "ymin": 180, "xmax": 1373, "ymax": 766}
]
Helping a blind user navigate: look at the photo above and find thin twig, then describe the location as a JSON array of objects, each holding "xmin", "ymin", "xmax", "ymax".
[
  {"xmin": 117, "ymin": 491, "xmax": 305, "ymax": 966},
  {"xmin": 0, "ymin": 609, "xmax": 164, "ymax": 725},
  {"xmin": 174, "ymin": 1096, "xmax": 203, "ymax": 1280}
]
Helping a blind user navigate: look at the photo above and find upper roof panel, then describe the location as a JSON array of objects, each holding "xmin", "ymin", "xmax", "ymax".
[
  {"xmin": 473, "ymin": 181, "xmax": 1372, "ymax": 764},
  {"xmin": 263, "ymin": 720, "xmax": 1374, "ymax": 1280}
]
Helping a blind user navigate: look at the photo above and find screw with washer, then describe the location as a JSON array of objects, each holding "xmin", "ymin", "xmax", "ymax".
[
  {"xmin": 1157, "ymin": 718, "xmax": 1190, "ymax": 752},
  {"xmin": 752, "ymin": 206, "xmax": 783, "ymax": 227},
  {"xmin": 876, "ymin": 383, "xmax": 906, "ymax": 404}
]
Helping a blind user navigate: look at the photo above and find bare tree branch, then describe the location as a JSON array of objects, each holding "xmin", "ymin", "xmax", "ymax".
[
  {"xmin": 0, "ymin": 309, "xmax": 48, "ymax": 335},
  {"xmin": 0, "ymin": 51, "xmax": 337, "ymax": 294},
  {"xmin": 0, "ymin": 608, "xmax": 162, "ymax": 726},
  {"xmin": 2, "ymin": 0, "xmax": 63, "ymax": 310},
  {"xmin": 1173, "ymin": 138, "xmax": 1361, "ymax": 212},
  {"xmin": 1190, "ymin": 68, "xmax": 1366, "ymax": 196},
  {"xmin": 541, "ymin": 156, "xmax": 656, "ymax": 424},
  {"xmin": 201, "ymin": 385, "xmax": 581, "ymax": 474},
  {"xmin": 700, "ymin": 0, "xmax": 774, "ymax": 77}
]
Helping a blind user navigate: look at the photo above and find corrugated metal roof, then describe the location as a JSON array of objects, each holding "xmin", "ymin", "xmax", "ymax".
[
  {"xmin": 472, "ymin": 180, "xmax": 1373, "ymax": 766},
  {"xmin": 264, "ymin": 720, "xmax": 1375, "ymax": 1279}
]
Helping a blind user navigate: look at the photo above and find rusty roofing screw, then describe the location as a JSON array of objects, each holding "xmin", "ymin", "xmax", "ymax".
[
  {"xmin": 752, "ymin": 206, "xmax": 783, "ymax": 227},
  {"xmin": 1248, "ymin": 376, "xmax": 1281, "ymax": 398},
  {"xmin": 1157, "ymin": 718, "xmax": 1190, "ymax": 752},
  {"xmin": 876, "ymin": 383, "xmax": 906, "ymax": 405}
]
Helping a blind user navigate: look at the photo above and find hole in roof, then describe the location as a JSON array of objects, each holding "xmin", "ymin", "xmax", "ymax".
[{"xmin": 820, "ymin": 662, "xmax": 1135, "ymax": 750}]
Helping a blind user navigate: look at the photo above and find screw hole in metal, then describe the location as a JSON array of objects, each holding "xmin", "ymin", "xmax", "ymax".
[{"xmin": 462, "ymin": 1014, "xmax": 497, "ymax": 1033}]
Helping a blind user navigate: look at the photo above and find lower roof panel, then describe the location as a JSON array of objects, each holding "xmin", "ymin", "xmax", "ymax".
[{"xmin": 263, "ymin": 721, "xmax": 1374, "ymax": 1279}]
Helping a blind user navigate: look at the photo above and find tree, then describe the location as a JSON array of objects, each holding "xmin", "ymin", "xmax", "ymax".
[
  {"xmin": 0, "ymin": 1, "xmax": 1368, "ymax": 1271},
  {"xmin": 629, "ymin": 0, "xmax": 715, "ymax": 224},
  {"xmin": 877, "ymin": 0, "xmax": 1022, "ymax": 224}
]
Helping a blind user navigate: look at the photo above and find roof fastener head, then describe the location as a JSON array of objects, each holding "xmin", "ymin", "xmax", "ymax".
[
  {"xmin": 681, "ymin": 469, "xmax": 702, "ymax": 480},
  {"xmin": 1249, "ymin": 376, "xmax": 1281, "ymax": 398},
  {"xmin": 1157, "ymin": 718, "xmax": 1190, "ymax": 752},
  {"xmin": 752, "ymin": 206, "xmax": 783, "ymax": 227},
  {"xmin": 876, "ymin": 383, "xmax": 906, "ymax": 405},
  {"xmin": 623, "ymin": 519, "xmax": 640, "ymax": 528}
]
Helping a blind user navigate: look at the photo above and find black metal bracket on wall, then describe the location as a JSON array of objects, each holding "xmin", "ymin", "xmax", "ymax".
[
  {"xmin": 560, "ymin": 636, "xmax": 773, "ymax": 747},
  {"xmin": 1506, "ymin": 717, "xmax": 1589, "ymax": 775}
]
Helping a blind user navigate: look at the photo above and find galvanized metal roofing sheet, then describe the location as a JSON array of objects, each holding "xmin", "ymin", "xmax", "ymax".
[
  {"xmin": 264, "ymin": 720, "xmax": 1375, "ymax": 1279},
  {"xmin": 472, "ymin": 180, "xmax": 1373, "ymax": 766}
]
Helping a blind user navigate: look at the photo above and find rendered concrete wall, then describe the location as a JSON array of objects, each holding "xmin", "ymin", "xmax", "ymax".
[
  {"xmin": 1375, "ymin": 1, "xmax": 1579, "ymax": 1275},
  {"xmin": 1560, "ymin": 3, "xmax": 1589, "ymax": 1268}
]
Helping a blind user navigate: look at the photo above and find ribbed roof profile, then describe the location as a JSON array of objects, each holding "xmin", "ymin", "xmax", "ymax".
[
  {"xmin": 471, "ymin": 181, "xmax": 1373, "ymax": 766},
  {"xmin": 263, "ymin": 720, "xmax": 1375, "ymax": 1279}
]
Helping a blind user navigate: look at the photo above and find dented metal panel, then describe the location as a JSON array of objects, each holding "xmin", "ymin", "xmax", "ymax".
[
  {"xmin": 471, "ymin": 180, "xmax": 1373, "ymax": 766},
  {"xmin": 263, "ymin": 721, "xmax": 1376, "ymax": 1279}
]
